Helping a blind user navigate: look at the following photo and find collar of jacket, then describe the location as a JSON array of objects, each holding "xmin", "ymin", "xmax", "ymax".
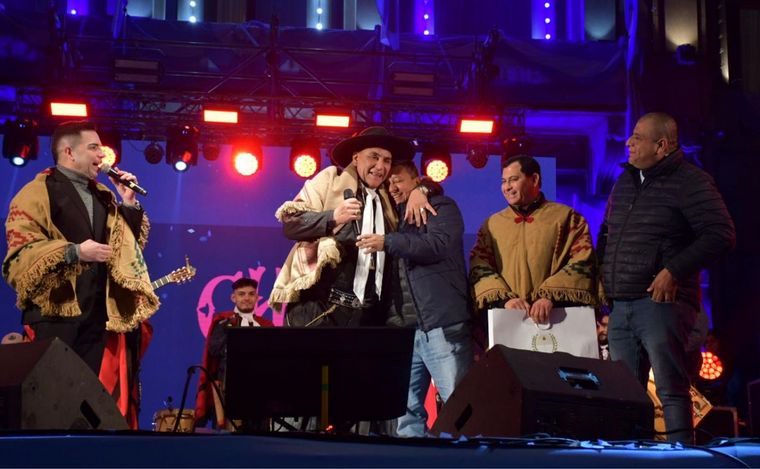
[{"xmin": 622, "ymin": 147, "xmax": 684, "ymax": 179}]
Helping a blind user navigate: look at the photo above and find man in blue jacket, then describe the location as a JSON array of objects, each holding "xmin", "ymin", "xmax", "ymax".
[{"xmin": 357, "ymin": 160, "xmax": 472, "ymax": 437}]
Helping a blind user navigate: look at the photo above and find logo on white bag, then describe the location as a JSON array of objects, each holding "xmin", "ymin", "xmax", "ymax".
[{"xmin": 531, "ymin": 331, "xmax": 558, "ymax": 353}]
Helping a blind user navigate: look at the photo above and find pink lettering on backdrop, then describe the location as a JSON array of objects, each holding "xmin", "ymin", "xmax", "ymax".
[{"xmin": 196, "ymin": 266, "xmax": 285, "ymax": 337}]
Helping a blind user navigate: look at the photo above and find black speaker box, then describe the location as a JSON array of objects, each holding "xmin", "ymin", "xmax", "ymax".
[
  {"xmin": 432, "ymin": 345, "xmax": 654, "ymax": 440},
  {"xmin": 0, "ymin": 338, "xmax": 128, "ymax": 430}
]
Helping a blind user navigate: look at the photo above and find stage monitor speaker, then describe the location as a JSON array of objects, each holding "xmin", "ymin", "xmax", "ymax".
[
  {"xmin": 432, "ymin": 345, "xmax": 654, "ymax": 440},
  {"xmin": 0, "ymin": 338, "xmax": 128, "ymax": 430}
]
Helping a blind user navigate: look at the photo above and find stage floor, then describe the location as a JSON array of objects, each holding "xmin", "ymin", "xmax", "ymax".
[{"xmin": 1, "ymin": 431, "xmax": 759, "ymax": 467}]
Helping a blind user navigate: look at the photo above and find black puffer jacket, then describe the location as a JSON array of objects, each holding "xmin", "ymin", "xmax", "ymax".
[{"xmin": 598, "ymin": 149, "xmax": 735, "ymax": 309}]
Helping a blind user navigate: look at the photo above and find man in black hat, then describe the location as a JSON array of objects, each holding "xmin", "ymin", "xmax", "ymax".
[{"xmin": 269, "ymin": 127, "xmax": 433, "ymax": 327}]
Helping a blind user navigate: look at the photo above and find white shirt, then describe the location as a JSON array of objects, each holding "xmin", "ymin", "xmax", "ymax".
[{"xmin": 234, "ymin": 307, "xmax": 260, "ymax": 327}]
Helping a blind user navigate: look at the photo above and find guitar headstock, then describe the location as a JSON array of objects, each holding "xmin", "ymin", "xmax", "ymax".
[{"xmin": 166, "ymin": 256, "xmax": 197, "ymax": 285}]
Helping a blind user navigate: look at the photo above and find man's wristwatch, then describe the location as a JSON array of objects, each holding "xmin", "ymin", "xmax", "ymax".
[{"xmin": 415, "ymin": 185, "xmax": 430, "ymax": 196}]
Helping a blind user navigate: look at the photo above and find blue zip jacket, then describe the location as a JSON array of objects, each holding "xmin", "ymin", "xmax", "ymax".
[{"xmin": 384, "ymin": 195, "xmax": 471, "ymax": 332}]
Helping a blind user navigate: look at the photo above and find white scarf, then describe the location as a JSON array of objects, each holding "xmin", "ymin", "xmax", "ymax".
[{"xmin": 353, "ymin": 188, "xmax": 385, "ymax": 303}]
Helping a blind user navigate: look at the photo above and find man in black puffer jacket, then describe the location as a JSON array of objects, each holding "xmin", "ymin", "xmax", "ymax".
[{"xmin": 598, "ymin": 112, "xmax": 735, "ymax": 443}]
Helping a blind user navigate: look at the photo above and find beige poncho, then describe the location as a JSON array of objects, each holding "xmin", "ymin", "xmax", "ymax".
[
  {"xmin": 268, "ymin": 165, "xmax": 397, "ymax": 311},
  {"xmin": 470, "ymin": 201, "xmax": 599, "ymax": 310},
  {"xmin": 3, "ymin": 169, "xmax": 160, "ymax": 332}
]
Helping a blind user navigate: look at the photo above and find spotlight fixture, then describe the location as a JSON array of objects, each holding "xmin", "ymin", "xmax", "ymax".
[
  {"xmin": 97, "ymin": 130, "xmax": 121, "ymax": 167},
  {"xmin": 289, "ymin": 138, "xmax": 321, "ymax": 178},
  {"xmin": 202, "ymin": 143, "xmax": 220, "ymax": 161},
  {"xmin": 49, "ymin": 101, "xmax": 88, "ymax": 117},
  {"xmin": 315, "ymin": 110, "xmax": 350, "ymax": 128},
  {"xmin": 100, "ymin": 145, "xmax": 118, "ymax": 167},
  {"xmin": 166, "ymin": 125, "xmax": 199, "ymax": 172},
  {"xmin": 203, "ymin": 109, "xmax": 239, "ymax": 124},
  {"xmin": 143, "ymin": 142, "xmax": 164, "ymax": 164},
  {"xmin": 173, "ymin": 160, "xmax": 189, "ymax": 172},
  {"xmin": 466, "ymin": 146, "xmax": 489, "ymax": 169},
  {"xmin": 2, "ymin": 118, "xmax": 39, "ymax": 167},
  {"xmin": 699, "ymin": 351, "xmax": 723, "ymax": 380},
  {"xmin": 232, "ymin": 139, "xmax": 263, "ymax": 176},
  {"xmin": 501, "ymin": 134, "xmax": 531, "ymax": 165},
  {"xmin": 421, "ymin": 144, "xmax": 452, "ymax": 183},
  {"xmin": 459, "ymin": 118, "xmax": 495, "ymax": 134}
]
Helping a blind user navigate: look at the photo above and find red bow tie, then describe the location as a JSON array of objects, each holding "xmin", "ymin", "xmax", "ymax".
[{"xmin": 514, "ymin": 215, "xmax": 534, "ymax": 224}]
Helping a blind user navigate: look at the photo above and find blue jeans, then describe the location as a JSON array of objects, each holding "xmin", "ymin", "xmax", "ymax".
[
  {"xmin": 396, "ymin": 322, "xmax": 473, "ymax": 437},
  {"xmin": 608, "ymin": 298, "xmax": 696, "ymax": 443}
]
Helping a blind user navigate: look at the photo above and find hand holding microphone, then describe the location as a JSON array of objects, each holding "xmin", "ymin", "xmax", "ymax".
[
  {"xmin": 337, "ymin": 189, "xmax": 362, "ymax": 234},
  {"xmin": 99, "ymin": 163, "xmax": 148, "ymax": 196}
]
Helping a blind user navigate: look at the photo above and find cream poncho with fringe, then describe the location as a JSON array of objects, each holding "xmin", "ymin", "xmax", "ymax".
[
  {"xmin": 469, "ymin": 201, "xmax": 599, "ymax": 310},
  {"xmin": 268, "ymin": 165, "xmax": 397, "ymax": 311},
  {"xmin": 3, "ymin": 170, "xmax": 160, "ymax": 333}
]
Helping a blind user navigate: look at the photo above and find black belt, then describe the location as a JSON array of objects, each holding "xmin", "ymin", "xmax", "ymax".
[{"xmin": 328, "ymin": 288, "xmax": 376, "ymax": 310}]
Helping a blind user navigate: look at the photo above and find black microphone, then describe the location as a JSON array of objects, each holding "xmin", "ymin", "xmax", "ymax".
[
  {"xmin": 343, "ymin": 188, "xmax": 360, "ymax": 235},
  {"xmin": 100, "ymin": 163, "xmax": 148, "ymax": 196}
]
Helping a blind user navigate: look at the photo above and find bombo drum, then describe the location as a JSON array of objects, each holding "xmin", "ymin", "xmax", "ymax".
[{"xmin": 153, "ymin": 408, "xmax": 195, "ymax": 433}]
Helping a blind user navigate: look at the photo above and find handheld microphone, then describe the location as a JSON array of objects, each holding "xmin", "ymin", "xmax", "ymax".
[
  {"xmin": 100, "ymin": 163, "xmax": 148, "ymax": 196},
  {"xmin": 343, "ymin": 188, "xmax": 360, "ymax": 235}
]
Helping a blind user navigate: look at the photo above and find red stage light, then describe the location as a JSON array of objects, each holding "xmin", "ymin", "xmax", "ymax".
[
  {"xmin": 699, "ymin": 351, "xmax": 723, "ymax": 380},
  {"xmin": 422, "ymin": 145, "xmax": 452, "ymax": 183},
  {"xmin": 290, "ymin": 138, "xmax": 321, "ymax": 178},
  {"xmin": 232, "ymin": 140, "xmax": 263, "ymax": 176},
  {"xmin": 203, "ymin": 109, "xmax": 238, "ymax": 124},
  {"xmin": 101, "ymin": 145, "xmax": 118, "ymax": 167},
  {"xmin": 292, "ymin": 154, "xmax": 319, "ymax": 178},
  {"xmin": 50, "ymin": 102, "xmax": 88, "ymax": 117},
  {"xmin": 97, "ymin": 130, "xmax": 121, "ymax": 166},
  {"xmin": 315, "ymin": 113, "xmax": 350, "ymax": 128},
  {"xmin": 459, "ymin": 119, "xmax": 494, "ymax": 134},
  {"xmin": 233, "ymin": 151, "xmax": 260, "ymax": 176},
  {"xmin": 424, "ymin": 158, "xmax": 450, "ymax": 182}
]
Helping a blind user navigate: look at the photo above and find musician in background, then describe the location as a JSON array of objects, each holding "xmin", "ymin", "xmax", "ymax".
[
  {"xmin": 195, "ymin": 278, "xmax": 273, "ymax": 429},
  {"xmin": 3, "ymin": 120, "xmax": 158, "ymax": 375}
]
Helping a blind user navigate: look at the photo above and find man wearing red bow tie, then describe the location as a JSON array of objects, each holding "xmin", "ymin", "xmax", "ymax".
[{"xmin": 469, "ymin": 155, "xmax": 599, "ymax": 328}]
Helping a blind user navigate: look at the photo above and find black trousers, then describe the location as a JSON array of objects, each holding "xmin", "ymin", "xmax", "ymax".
[{"xmin": 26, "ymin": 305, "xmax": 107, "ymax": 375}]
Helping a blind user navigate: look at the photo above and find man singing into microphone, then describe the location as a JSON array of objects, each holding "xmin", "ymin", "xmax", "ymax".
[{"xmin": 3, "ymin": 120, "xmax": 160, "ymax": 374}]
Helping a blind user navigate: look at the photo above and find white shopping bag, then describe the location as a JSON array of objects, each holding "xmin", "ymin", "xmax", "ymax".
[{"xmin": 487, "ymin": 307, "xmax": 599, "ymax": 359}]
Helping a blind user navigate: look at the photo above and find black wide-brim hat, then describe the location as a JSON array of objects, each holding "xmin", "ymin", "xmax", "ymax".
[{"xmin": 331, "ymin": 126, "xmax": 416, "ymax": 168}]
